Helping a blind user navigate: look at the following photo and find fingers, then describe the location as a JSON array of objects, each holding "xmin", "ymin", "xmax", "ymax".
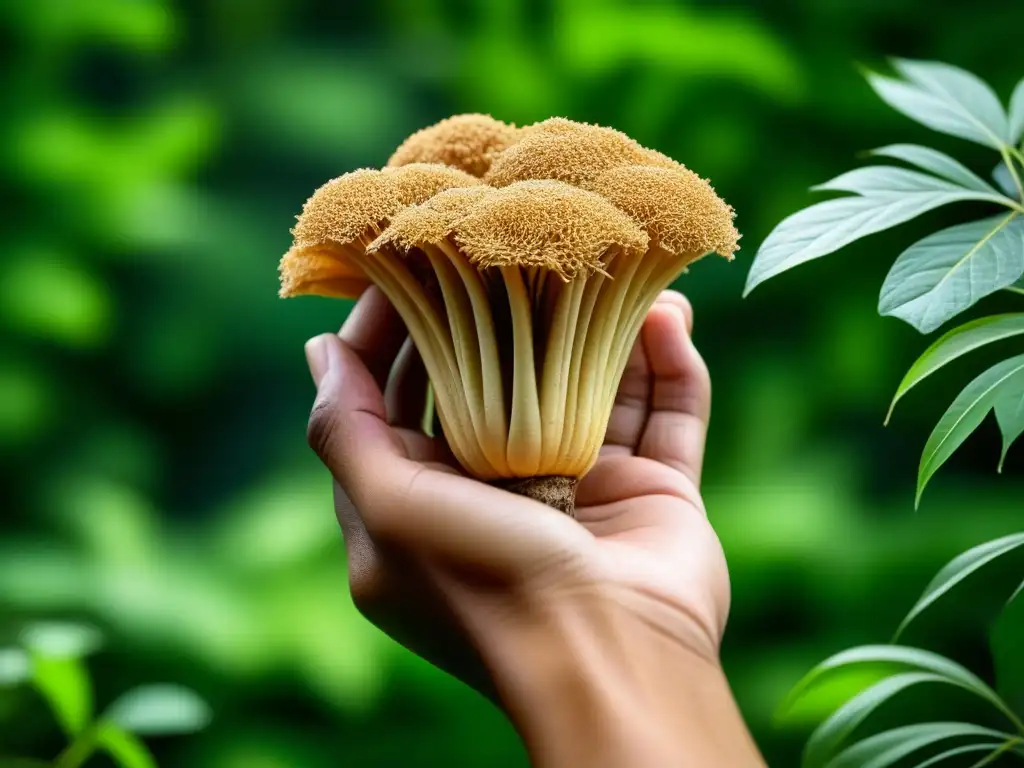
[
  {"xmin": 305, "ymin": 332, "xmax": 419, "ymax": 511},
  {"xmin": 602, "ymin": 290, "xmax": 696, "ymax": 454},
  {"xmin": 636, "ymin": 295, "xmax": 711, "ymax": 486},
  {"xmin": 338, "ymin": 285, "xmax": 408, "ymax": 390},
  {"xmin": 602, "ymin": 333, "xmax": 649, "ymax": 453},
  {"xmin": 385, "ymin": 337, "xmax": 429, "ymax": 430}
]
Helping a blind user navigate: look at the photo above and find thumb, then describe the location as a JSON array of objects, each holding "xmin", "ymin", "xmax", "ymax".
[{"xmin": 304, "ymin": 333, "xmax": 417, "ymax": 512}]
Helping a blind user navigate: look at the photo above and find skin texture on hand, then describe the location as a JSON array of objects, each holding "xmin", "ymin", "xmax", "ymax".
[{"xmin": 304, "ymin": 286, "xmax": 764, "ymax": 767}]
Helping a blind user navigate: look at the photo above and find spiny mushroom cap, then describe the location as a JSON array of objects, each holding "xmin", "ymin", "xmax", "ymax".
[
  {"xmin": 280, "ymin": 164, "xmax": 481, "ymax": 298},
  {"xmin": 387, "ymin": 114, "xmax": 521, "ymax": 178},
  {"xmin": 584, "ymin": 165, "xmax": 739, "ymax": 260},
  {"xmin": 452, "ymin": 180, "xmax": 649, "ymax": 278},
  {"xmin": 370, "ymin": 186, "xmax": 492, "ymax": 251},
  {"xmin": 388, "ymin": 163, "xmax": 482, "ymax": 205},
  {"xmin": 484, "ymin": 117, "xmax": 671, "ymax": 188}
]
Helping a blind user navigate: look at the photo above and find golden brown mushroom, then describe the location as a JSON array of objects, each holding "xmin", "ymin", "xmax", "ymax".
[
  {"xmin": 386, "ymin": 114, "xmax": 521, "ymax": 178},
  {"xmin": 281, "ymin": 116, "xmax": 739, "ymax": 515},
  {"xmin": 278, "ymin": 163, "xmax": 481, "ymax": 299}
]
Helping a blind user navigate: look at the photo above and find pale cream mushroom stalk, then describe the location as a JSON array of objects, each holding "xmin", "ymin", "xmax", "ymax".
[
  {"xmin": 281, "ymin": 114, "xmax": 739, "ymax": 515},
  {"xmin": 278, "ymin": 163, "xmax": 482, "ymax": 300},
  {"xmin": 367, "ymin": 180, "xmax": 651, "ymax": 513}
]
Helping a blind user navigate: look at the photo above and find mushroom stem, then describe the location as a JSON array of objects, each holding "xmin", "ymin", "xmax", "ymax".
[
  {"xmin": 493, "ymin": 476, "xmax": 579, "ymax": 516},
  {"xmin": 501, "ymin": 266, "xmax": 544, "ymax": 476}
]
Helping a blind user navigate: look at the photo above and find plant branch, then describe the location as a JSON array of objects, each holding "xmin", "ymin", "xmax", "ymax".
[
  {"xmin": 52, "ymin": 727, "xmax": 99, "ymax": 768},
  {"xmin": 1002, "ymin": 147, "xmax": 1024, "ymax": 203}
]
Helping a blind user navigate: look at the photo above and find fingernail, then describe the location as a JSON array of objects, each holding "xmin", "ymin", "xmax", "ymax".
[{"xmin": 305, "ymin": 335, "xmax": 330, "ymax": 387}]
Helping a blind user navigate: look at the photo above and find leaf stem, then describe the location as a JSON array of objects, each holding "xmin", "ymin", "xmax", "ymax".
[
  {"xmin": 1001, "ymin": 147, "xmax": 1024, "ymax": 203},
  {"xmin": 52, "ymin": 727, "xmax": 98, "ymax": 768},
  {"xmin": 1005, "ymin": 286, "xmax": 1024, "ymax": 297},
  {"xmin": 970, "ymin": 736, "xmax": 1024, "ymax": 765}
]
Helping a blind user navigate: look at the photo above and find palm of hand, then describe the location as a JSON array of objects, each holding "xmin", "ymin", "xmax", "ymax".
[{"xmin": 312, "ymin": 287, "xmax": 726, "ymax": 698}]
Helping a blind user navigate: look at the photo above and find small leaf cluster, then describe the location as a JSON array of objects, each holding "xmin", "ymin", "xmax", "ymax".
[
  {"xmin": 746, "ymin": 58, "xmax": 1024, "ymax": 505},
  {"xmin": 0, "ymin": 622, "xmax": 210, "ymax": 768},
  {"xmin": 780, "ymin": 535, "xmax": 1024, "ymax": 767}
]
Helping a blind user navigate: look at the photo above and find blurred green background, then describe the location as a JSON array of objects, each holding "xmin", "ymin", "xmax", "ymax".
[{"xmin": 2, "ymin": 0, "xmax": 1023, "ymax": 765}]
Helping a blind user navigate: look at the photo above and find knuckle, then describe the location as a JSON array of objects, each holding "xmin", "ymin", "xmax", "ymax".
[
  {"xmin": 306, "ymin": 396, "xmax": 336, "ymax": 460},
  {"xmin": 348, "ymin": 560, "xmax": 388, "ymax": 618}
]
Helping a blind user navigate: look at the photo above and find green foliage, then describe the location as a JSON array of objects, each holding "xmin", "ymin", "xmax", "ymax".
[
  {"xmin": 760, "ymin": 59, "xmax": 1024, "ymax": 767},
  {"xmin": 896, "ymin": 534, "xmax": 1024, "ymax": 639},
  {"xmin": 5, "ymin": 2, "xmax": 1024, "ymax": 766},
  {"xmin": 0, "ymin": 622, "xmax": 208, "ymax": 767},
  {"xmin": 746, "ymin": 58, "xmax": 1024, "ymax": 501}
]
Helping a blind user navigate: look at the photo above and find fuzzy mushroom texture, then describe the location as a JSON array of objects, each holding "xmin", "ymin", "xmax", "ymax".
[
  {"xmin": 484, "ymin": 117, "xmax": 678, "ymax": 188},
  {"xmin": 282, "ymin": 117, "xmax": 739, "ymax": 516},
  {"xmin": 278, "ymin": 163, "xmax": 482, "ymax": 300},
  {"xmin": 386, "ymin": 114, "xmax": 521, "ymax": 178},
  {"xmin": 368, "ymin": 178, "xmax": 725, "ymax": 515}
]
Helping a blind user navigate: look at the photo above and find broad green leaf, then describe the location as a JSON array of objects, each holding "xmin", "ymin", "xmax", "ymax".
[
  {"xmin": 909, "ymin": 742, "xmax": 1008, "ymax": 768},
  {"xmin": 879, "ymin": 214, "xmax": 1024, "ymax": 334},
  {"xmin": 994, "ymin": 385, "xmax": 1024, "ymax": 470},
  {"xmin": 896, "ymin": 533, "xmax": 1024, "ymax": 639},
  {"xmin": 97, "ymin": 723, "xmax": 158, "ymax": 768},
  {"xmin": 993, "ymin": 161, "xmax": 1021, "ymax": 201},
  {"xmin": 804, "ymin": 672, "xmax": 946, "ymax": 768},
  {"xmin": 886, "ymin": 59, "xmax": 1010, "ymax": 148},
  {"xmin": 917, "ymin": 354, "xmax": 1024, "ymax": 506},
  {"xmin": 825, "ymin": 723, "xmax": 1010, "ymax": 768},
  {"xmin": 814, "ymin": 167, "xmax": 1010, "ymax": 204},
  {"xmin": 782, "ymin": 646, "xmax": 1013, "ymax": 725},
  {"xmin": 1009, "ymin": 77, "xmax": 1024, "ymax": 144},
  {"xmin": 20, "ymin": 621, "xmax": 102, "ymax": 659},
  {"xmin": 30, "ymin": 654, "xmax": 93, "ymax": 736},
  {"xmin": 0, "ymin": 647, "xmax": 31, "ymax": 685},
  {"xmin": 869, "ymin": 145, "xmax": 999, "ymax": 193},
  {"xmin": 866, "ymin": 72, "xmax": 1001, "ymax": 149},
  {"xmin": 744, "ymin": 191, "xmax": 1002, "ymax": 295},
  {"xmin": 887, "ymin": 314, "xmax": 1024, "ymax": 423},
  {"xmin": 105, "ymin": 684, "xmax": 211, "ymax": 735}
]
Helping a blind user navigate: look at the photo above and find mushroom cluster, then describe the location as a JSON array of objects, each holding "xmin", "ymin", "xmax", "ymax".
[{"xmin": 280, "ymin": 114, "xmax": 739, "ymax": 515}]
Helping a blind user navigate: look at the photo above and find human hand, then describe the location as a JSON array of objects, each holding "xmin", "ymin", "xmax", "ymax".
[{"xmin": 305, "ymin": 286, "xmax": 762, "ymax": 766}]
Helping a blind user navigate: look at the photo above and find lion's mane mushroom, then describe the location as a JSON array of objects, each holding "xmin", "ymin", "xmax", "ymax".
[
  {"xmin": 281, "ymin": 115, "xmax": 739, "ymax": 516},
  {"xmin": 278, "ymin": 163, "xmax": 481, "ymax": 299},
  {"xmin": 387, "ymin": 114, "xmax": 521, "ymax": 178}
]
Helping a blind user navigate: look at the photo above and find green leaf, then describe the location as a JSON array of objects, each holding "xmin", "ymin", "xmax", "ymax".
[
  {"xmin": 1010, "ymin": 579, "xmax": 1024, "ymax": 605},
  {"xmin": 825, "ymin": 723, "xmax": 1011, "ymax": 768},
  {"xmin": 917, "ymin": 354, "xmax": 1024, "ymax": 505},
  {"xmin": 869, "ymin": 145, "xmax": 1000, "ymax": 193},
  {"xmin": 879, "ymin": 214, "xmax": 1024, "ymax": 334},
  {"xmin": 887, "ymin": 314, "xmax": 1024, "ymax": 423},
  {"xmin": 0, "ymin": 647, "xmax": 31, "ymax": 686},
  {"xmin": 866, "ymin": 59, "xmax": 1010, "ymax": 149},
  {"xmin": 995, "ymin": 384, "xmax": 1024, "ymax": 470},
  {"xmin": 993, "ymin": 162, "xmax": 1021, "ymax": 201},
  {"xmin": 20, "ymin": 621, "xmax": 102, "ymax": 659},
  {"xmin": 803, "ymin": 672, "xmax": 947, "ymax": 768},
  {"xmin": 744, "ymin": 190, "xmax": 1002, "ymax": 295},
  {"xmin": 896, "ymin": 533, "xmax": 1024, "ymax": 639},
  {"xmin": 97, "ymin": 724, "xmax": 159, "ymax": 768},
  {"xmin": 813, "ymin": 166, "xmax": 1006, "ymax": 199},
  {"xmin": 30, "ymin": 654, "xmax": 93, "ymax": 736},
  {"xmin": 782, "ymin": 646, "xmax": 1014, "ymax": 726},
  {"xmin": 105, "ymin": 684, "xmax": 211, "ymax": 735},
  {"xmin": 1009, "ymin": 77, "xmax": 1024, "ymax": 145},
  {"xmin": 908, "ymin": 742, "xmax": 1009, "ymax": 768}
]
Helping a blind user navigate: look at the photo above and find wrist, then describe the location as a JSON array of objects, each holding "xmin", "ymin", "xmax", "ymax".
[{"xmin": 469, "ymin": 587, "xmax": 763, "ymax": 767}]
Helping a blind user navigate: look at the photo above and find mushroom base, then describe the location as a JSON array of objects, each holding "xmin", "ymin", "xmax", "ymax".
[{"xmin": 492, "ymin": 475, "xmax": 579, "ymax": 516}]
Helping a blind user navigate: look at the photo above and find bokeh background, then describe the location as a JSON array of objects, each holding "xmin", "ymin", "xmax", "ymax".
[{"xmin": 2, "ymin": 0, "xmax": 1023, "ymax": 765}]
